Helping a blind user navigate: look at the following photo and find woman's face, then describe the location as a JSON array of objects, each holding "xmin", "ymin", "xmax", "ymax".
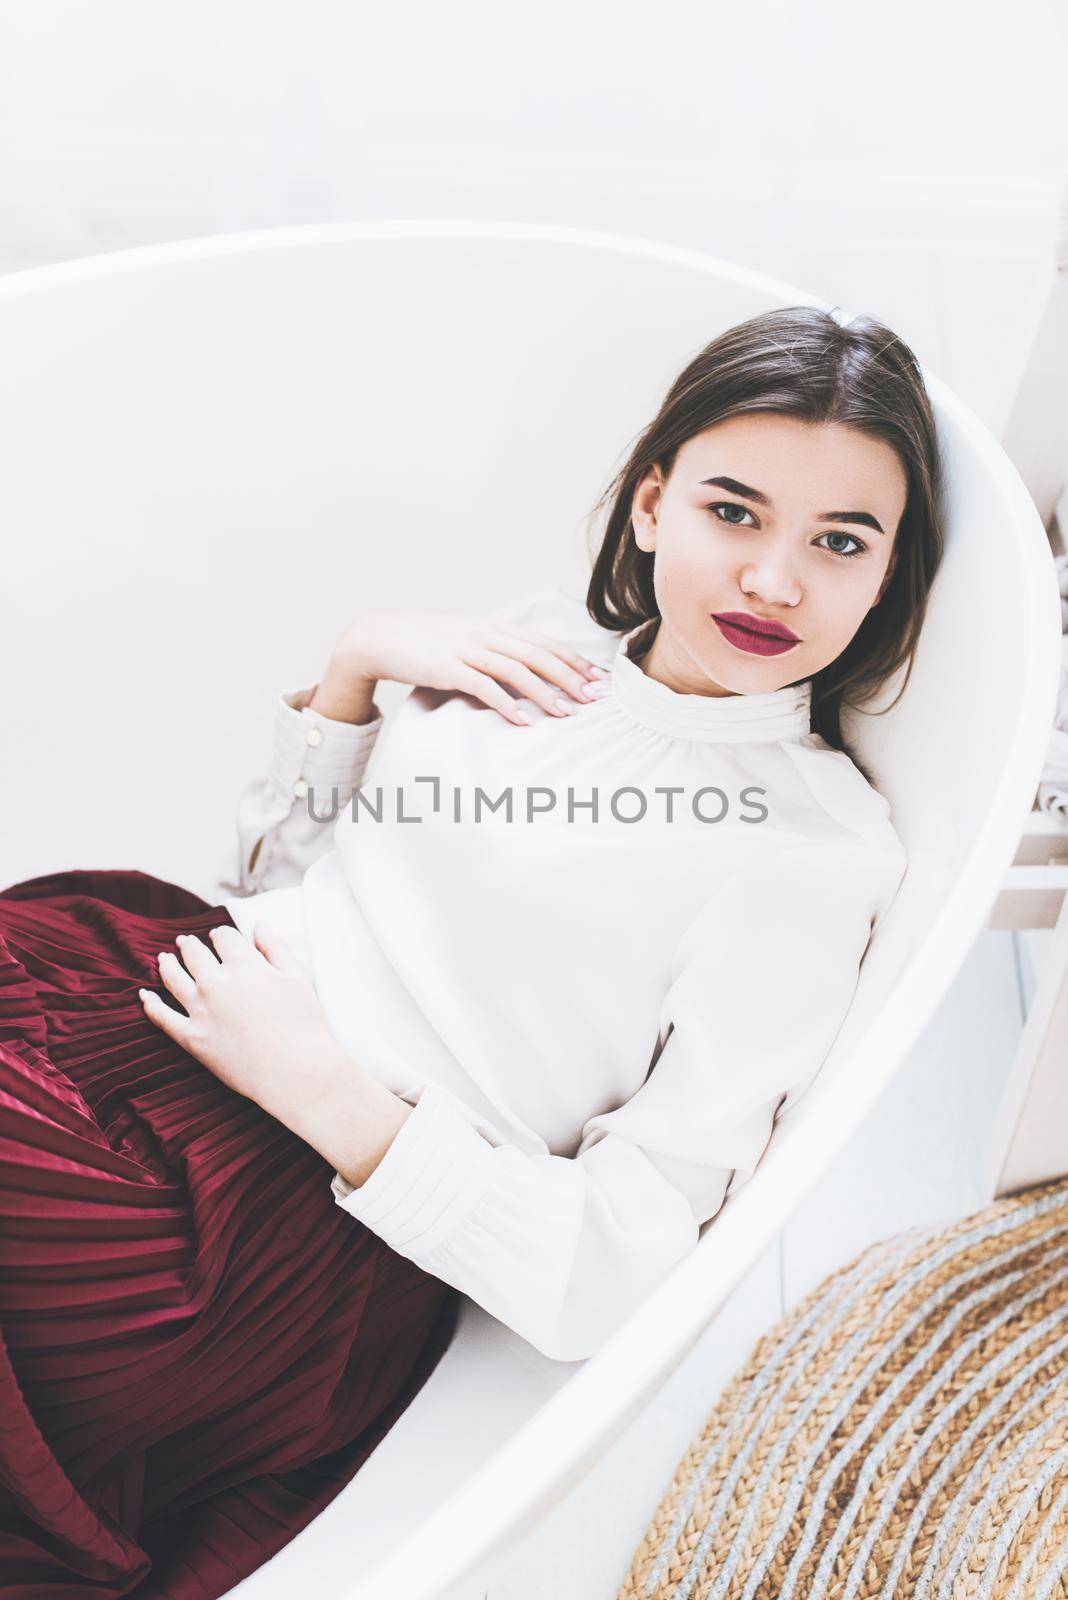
[{"xmin": 630, "ymin": 412, "xmax": 907, "ymax": 696}]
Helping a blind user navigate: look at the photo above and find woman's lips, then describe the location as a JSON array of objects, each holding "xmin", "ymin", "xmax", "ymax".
[{"xmin": 712, "ymin": 613, "xmax": 800, "ymax": 657}]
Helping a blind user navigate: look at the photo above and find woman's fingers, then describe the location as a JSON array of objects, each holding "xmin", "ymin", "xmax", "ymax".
[
  {"xmin": 457, "ymin": 667, "xmax": 535, "ymax": 726},
  {"xmin": 206, "ymin": 925, "xmax": 250, "ymax": 962},
  {"xmin": 472, "ymin": 648, "xmax": 591, "ymax": 719},
  {"xmin": 172, "ymin": 932, "xmax": 221, "ymax": 983},
  {"xmin": 495, "ymin": 624, "xmax": 606, "ymax": 681},
  {"xmin": 252, "ymin": 922, "xmax": 305, "ymax": 976},
  {"xmin": 157, "ymin": 949, "xmax": 197, "ymax": 1011},
  {"xmin": 154, "ymin": 930, "xmax": 243, "ymax": 1017},
  {"xmin": 139, "ymin": 985, "xmax": 195, "ymax": 1046},
  {"xmin": 484, "ymin": 633, "xmax": 607, "ymax": 707}
]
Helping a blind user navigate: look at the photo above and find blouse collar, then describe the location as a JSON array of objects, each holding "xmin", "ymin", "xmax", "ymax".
[{"xmin": 608, "ymin": 617, "xmax": 813, "ymax": 744}]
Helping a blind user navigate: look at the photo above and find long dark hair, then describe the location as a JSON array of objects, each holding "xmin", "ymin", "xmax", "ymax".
[{"xmin": 584, "ymin": 305, "xmax": 946, "ymax": 783}]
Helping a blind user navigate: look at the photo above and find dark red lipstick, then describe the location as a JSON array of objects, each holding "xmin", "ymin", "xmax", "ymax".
[{"xmin": 713, "ymin": 611, "xmax": 800, "ymax": 657}]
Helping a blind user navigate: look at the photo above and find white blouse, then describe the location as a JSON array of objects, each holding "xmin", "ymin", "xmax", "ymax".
[{"xmin": 215, "ymin": 586, "xmax": 908, "ymax": 1362}]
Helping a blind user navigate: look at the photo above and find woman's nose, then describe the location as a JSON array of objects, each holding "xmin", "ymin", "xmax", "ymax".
[{"xmin": 740, "ymin": 561, "xmax": 803, "ymax": 608}]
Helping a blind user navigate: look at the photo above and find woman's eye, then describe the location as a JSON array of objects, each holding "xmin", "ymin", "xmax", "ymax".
[
  {"xmin": 710, "ymin": 502, "xmax": 756, "ymax": 528},
  {"xmin": 817, "ymin": 532, "xmax": 867, "ymax": 560}
]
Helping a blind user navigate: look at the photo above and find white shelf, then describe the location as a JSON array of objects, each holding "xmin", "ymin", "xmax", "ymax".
[{"xmin": 989, "ymin": 803, "xmax": 1068, "ymax": 930}]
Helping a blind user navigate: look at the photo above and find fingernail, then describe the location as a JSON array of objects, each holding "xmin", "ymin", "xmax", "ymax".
[
  {"xmin": 514, "ymin": 707, "xmax": 534, "ymax": 725},
  {"xmin": 553, "ymin": 697, "xmax": 576, "ymax": 715},
  {"xmin": 588, "ymin": 665, "xmax": 609, "ymax": 678}
]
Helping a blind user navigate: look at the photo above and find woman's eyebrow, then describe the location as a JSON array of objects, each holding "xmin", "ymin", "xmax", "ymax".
[
  {"xmin": 701, "ymin": 475, "xmax": 770, "ymax": 504},
  {"xmin": 699, "ymin": 475, "xmax": 885, "ymax": 535},
  {"xmin": 817, "ymin": 509, "xmax": 886, "ymax": 534}
]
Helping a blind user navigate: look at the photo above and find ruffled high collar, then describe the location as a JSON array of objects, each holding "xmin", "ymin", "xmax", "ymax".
[{"xmin": 608, "ymin": 617, "xmax": 812, "ymax": 744}]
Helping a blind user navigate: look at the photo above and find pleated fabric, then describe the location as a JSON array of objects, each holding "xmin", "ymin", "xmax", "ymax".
[{"xmin": 0, "ymin": 868, "xmax": 460, "ymax": 1599}]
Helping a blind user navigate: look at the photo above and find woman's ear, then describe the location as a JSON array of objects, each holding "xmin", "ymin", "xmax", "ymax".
[{"xmin": 631, "ymin": 465, "xmax": 663, "ymax": 554}]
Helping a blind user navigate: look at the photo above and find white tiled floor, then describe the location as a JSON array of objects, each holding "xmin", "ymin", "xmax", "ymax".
[{"xmin": 475, "ymin": 925, "xmax": 1029, "ymax": 1599}]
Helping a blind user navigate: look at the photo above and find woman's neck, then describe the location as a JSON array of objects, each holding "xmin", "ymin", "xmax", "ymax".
[{"xmin": 629, "ymin": 618, "xmax": 736, "ymax": 699}]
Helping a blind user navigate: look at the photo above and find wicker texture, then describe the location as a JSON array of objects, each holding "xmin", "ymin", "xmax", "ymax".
[{"xmin": 621, "ymin": 1176, "xmax": 1068, "ymax": 1599}]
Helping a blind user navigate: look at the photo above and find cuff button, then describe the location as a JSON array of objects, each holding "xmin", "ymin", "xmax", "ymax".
[
  {"xmin": 305, "ymin": 726, "xmax": 323, "ymax": 747},
  {"xmin": 293, "ymin": 777, "xmax": 309, "ymax": 799}
]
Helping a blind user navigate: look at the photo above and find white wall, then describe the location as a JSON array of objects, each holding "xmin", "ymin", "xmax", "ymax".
[{"xmin": 0, "ymin": 0, "xmax": 1065, "ymax": 428}]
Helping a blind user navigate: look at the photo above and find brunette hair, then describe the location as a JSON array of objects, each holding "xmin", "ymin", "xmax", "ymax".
[{"xmin": 584, "ymin": 305, "xmax": 945, "ymax": 783}]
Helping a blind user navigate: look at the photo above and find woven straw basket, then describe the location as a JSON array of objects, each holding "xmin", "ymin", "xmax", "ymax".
[{"xmin": 620, "ymin": 1175, "xmax": 1068, "ymax": 1600}]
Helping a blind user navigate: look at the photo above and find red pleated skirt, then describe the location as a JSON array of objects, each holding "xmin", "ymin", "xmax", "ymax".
[{"xmin": 0, "ymin": 868, "xmax": 460, "ymax": 1599}]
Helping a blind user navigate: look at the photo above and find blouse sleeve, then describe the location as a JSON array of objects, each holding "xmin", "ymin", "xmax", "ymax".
[
  {"xmin": 329, "ymin": 835, "xmax": 907, "ymax": 1361},
  {"xmin": 214, "ymin": 685, "xmax": 385, "ymax": 900}
]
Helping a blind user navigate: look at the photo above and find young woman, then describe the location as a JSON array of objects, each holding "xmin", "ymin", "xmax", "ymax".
[{"xmin": 0, "ymin": 305, "xmax": 943, "ymax": 1597}]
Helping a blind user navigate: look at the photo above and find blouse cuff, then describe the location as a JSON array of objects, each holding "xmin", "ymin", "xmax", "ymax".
[
  {"xmin": 330, "ymin": 1080, "xmax": 498, "ymax": 1254},
  {"xmin": 269, "ymin": 685, "xmax": 384, "ymax": 801}
]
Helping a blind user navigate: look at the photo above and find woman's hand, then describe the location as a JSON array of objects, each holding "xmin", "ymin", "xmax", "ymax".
[
  {"xmin": 139, "ymin": 924, "xmax": 360, "ymax": 1130},
  {"xmin": 319, "ymin": 609, "xmax": 610, "ymax": 729}
]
